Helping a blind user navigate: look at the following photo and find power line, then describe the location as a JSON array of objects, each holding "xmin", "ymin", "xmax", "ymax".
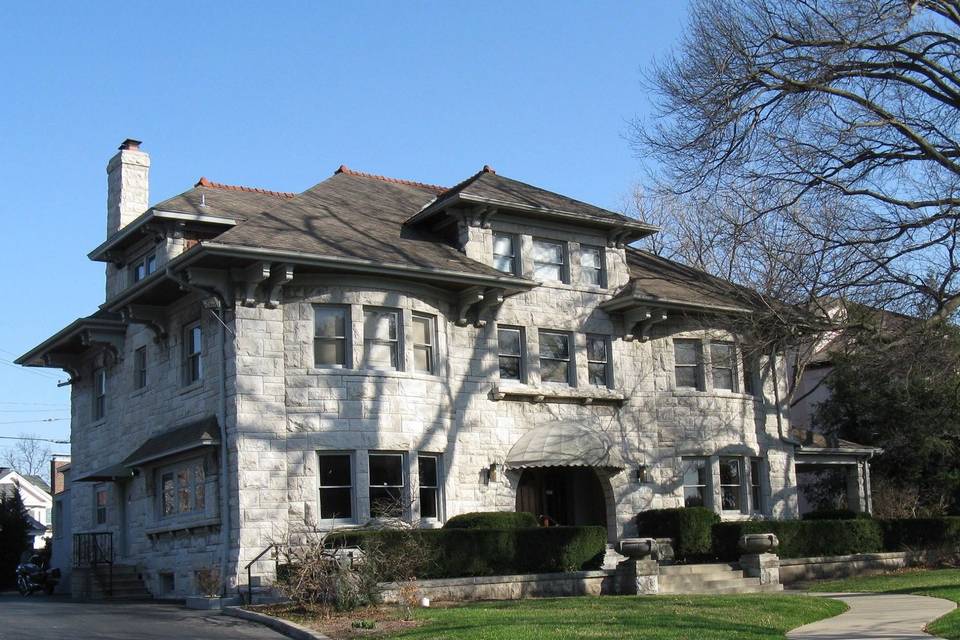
[
  {"xmin": 0, "ymin": 435, "xmax": 69, "ymax": 444},
  {"xmin": 0, "ymin": 360, "xmax": 63, "ymax": 381},
  {"xmin": 0, "ymin": 409, "xmax": 70, "ymax": 414},
  {"xmin": 0, "ymin": 418, "xmax": 68, "ymax": 425},
  {"xmin": 0, "ymin": 401, "xmax": 68, "ymax": 407}
]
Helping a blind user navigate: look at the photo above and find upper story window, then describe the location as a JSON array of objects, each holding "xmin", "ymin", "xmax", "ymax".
[
  {"xmin": 711, "ymin": 342, "xmax": 738, "ymax": 391},
  {"xmin": 539, "ymin": 330, "xmax": 572, "ymax": 384},
  {"xmin": 586, "ymin": 334, "xmax": 610, "ymax": 387},
  {"xmin": 131, "ymin": 253, "xmax": 157, "ymax": 283},
  {"xmin": 314, "ymin": 306, "xmax": 348, "ymax": 368},
  {"xmin": 412, "ymin": 313, "xmax": 436, "ymax": 374},
  {"xmin": 134, "ymin": 346, "xmax": 147, "ymax": 390},
  {"xmin": 493, "ymin": 233, "xmax": 518, "ymax": 275},
  {"xmin": 580, "ymin": 245, "xmax": 605, "ymax": 287},
  {"xmin": 682, "ymin": 458, "xmax": 708, "ymax": 508},
  {"xmin": 742, "ymin": 353, "xmax": 759, "ymax": 396},
  {"xmin": 719, "ymin": 457, "xmax": 744, "ymax": 512},
  {"xmin": 95, "ymin": 486, "xmax": 108, "ymax": 525},
  {"xmin": 183, "ymin": 322, "xmax": 203, "ymax": 385},
  {"xmin": 532, "ymin": 239, "xmax": 567, "ymax": 283},
  {"xmin": 93, "ymin": 367, "xmax": 106, "ymax": 420},
  {"xmin": 674, "ymin": 339, "xmax": 703, "ymax": 390},
  {"xmin": 318, "ymin": 453, "xmax": 353, "ymax": 521},
  {"xmin": 369, "ymin": 453, "xmax": 404, "ymax": 518},
  {"xmin": 160, "ymin": 459, "xmax": 205, "ymax": 518},
  {"xmin": 363, "ymin": 308, "xmax": 400, "ymax": 370},
  {"xmin": 418, "ymin": 455, "xmax": 441, "ymax": 520},
  {"xmin": 497, "ymin": 326, "xmax": 525, "ymax": 382}
]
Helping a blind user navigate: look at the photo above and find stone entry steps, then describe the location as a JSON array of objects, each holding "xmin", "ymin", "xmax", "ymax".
[
  {"xmin": 658, "ymin": 562, "xmax": 783, "ymax": 594},
  {"xmin": 73, "ymin": 564, "xmax": 153, "ymax": 600}
]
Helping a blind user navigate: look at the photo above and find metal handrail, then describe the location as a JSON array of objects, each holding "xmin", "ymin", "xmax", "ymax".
[
  {"xmin": 245, "ymin": 543, "xmax": 280, "ymax": 604},
  {"xmin": 73, "ymin": 532, "xmax": 114, "ymax": 595}
]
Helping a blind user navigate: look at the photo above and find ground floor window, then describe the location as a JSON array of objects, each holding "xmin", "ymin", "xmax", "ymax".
[
  {"xmin": 318, "ymin": 453, "xmax": 353, "ymax": 521},
  {"xmin": 719, "ymin": 457, "xmax": 744, "ymax": 512},
  {"xmin": 418, "ymin": 455, "xmax": 440, "ymax": 520},
  {"xmin": 95, "ymin": 486, "xmax": 108, "ymax": 525},
  {"xmin": 682, "ymin": 458, "xmax": 709, "ymax": 508},
  {"xmin": 159, "ymin": 459, "xmax": 206, "ymax": 517},
  {"xmin": 369, "ymin": 453, "xmax": 404, "ymax": 518},
  {"xmin": 750, "ymin": 458, "xmax": 764, "ymax": 513}
]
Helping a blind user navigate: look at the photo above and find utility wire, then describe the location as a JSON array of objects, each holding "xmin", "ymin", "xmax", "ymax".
[
  {"xmin": 0, "ymin": 435, "xmax": 69, "ymax": 444},
  {"xmin": 0, "ymin": 417, "xmax": 68, "ymax": 425},
  {"xmin": 0, "ymin": 401, "xmax": 68, "ymax": 407}
]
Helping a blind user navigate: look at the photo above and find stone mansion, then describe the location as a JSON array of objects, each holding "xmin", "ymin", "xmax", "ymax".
[{"xmin": 18, "ymin": 140, "xmax": 876, "ymax": 598}]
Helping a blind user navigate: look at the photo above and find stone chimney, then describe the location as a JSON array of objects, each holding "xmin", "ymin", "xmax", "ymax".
[{"xmin": 106, "ymin": 138, "xmax": 150, "ymax": 236}]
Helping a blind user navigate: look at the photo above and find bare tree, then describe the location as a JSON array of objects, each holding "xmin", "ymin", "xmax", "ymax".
[
  {"xmin": 632, "ymin": 0, "xmax": 960, "ymax": 324},
  {"xmin": 3, "ymin": 435, "xmax": 52, "ymax": 480}
]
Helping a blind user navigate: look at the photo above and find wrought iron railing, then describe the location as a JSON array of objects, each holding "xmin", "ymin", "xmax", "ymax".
[
  {"xmin": 245, "ymin": 543, "xmax": 280, "ymax": 605},
  {"xmin": 73, "ymin": 531, "xmax": 113, "ymax": 595}
]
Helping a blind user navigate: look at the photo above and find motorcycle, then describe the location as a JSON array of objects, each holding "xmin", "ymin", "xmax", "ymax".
[{"xmin": 16, "ymin": 554, "xmax": 59, "ymax": 596}]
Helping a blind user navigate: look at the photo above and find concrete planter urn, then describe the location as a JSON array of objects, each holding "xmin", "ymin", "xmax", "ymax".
[
  {"xmin": 619, "ymin": 537, "xmax": 657, "ymax": 559},
  {"xmin": 738, "ymin": 533, "xmax": 779, "ymax": 554}
]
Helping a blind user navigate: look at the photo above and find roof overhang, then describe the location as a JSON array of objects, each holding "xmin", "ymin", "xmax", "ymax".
[
  {"xmin": 73, "ymin": 463, "xmax": 135, "ymax": 483},
  {"xmin": 408, "ymin": 192, "xmax": 659, "ymax": 245},
  {"xmin": 122, "ymin": 416, "xmax": 220, "ymax": 468},
  {"xmin": 796, "ymin": 446, "xmax": 882, "ymax": 459},
  {"xmin": 16, "ymin": 313, "xmax": 127, "ymax": 376},
  {"xmin": 599, "ymin": 290, "xmax": 755, "ymax": 316},
  {"xmin": 88, "ymin": 209, "xmax": 238, "ymax": 263}
]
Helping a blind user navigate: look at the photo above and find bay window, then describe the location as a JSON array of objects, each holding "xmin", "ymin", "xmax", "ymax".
[
  {"xmin": 314, "ymin": 306, "xmax": 348, "ymax": 367},
  {"xmin": 363, "ymin": 308, "xmax": 400, "ymax": 370},
  {"xmin": 159, "ymin": 459, "xmax": 205, "ymax": 518}
]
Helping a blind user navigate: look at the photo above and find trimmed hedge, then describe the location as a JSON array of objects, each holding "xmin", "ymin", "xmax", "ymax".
[
  {"xmin": 443, "ymin": 511, "xmax": 538, "ymax": 530},
  {"xmin": 636, "ymin": 507, "xmax": 719, "ymax": 562},
  {"xmin": 879, "ymin": 517, "xmax": 960, "ymax": 551},
  {"xmin": 713, "ymin": 519, "xmax": 884, "ymax": 560},
  {"xmin": 326, "ymin": 525, "xmax": 606, "ymax": 578}
]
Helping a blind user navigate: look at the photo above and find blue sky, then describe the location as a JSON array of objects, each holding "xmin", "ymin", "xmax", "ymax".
[{"xmin": 0, "ymin": 1, "xmax": 687, "ymax": 462}]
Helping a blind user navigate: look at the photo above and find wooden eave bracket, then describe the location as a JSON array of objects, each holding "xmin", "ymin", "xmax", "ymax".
[
  {"xmin": 449, "ymin": 205, "xmax": 498, "ymax": 230},
  {"xmin": 122, "ymin": 304, "xmax": 168, "ymax": 342},
  {"xmin": 263, "ymin": 263, "xmax": 294, "ymax": 309},
  {"xmin": 182, "ymin": 267, "xmax": 234, "ymax": 308},
  {"xmin": 606, "ymin": 228, "xmax": 632, "ymax": 249},
  {"xmin": 80, "ymin": 328, "xmax": 126, "ymax": 362},
  {"xmin": 623, "ymin": 307, "xmax": 668, "ymax": 342},
  {"xmin": 41, "ymin": 353, "xmax": 82, "ymax": 381},
  {"xmin": 455, "ymin": 286, "xmax": 505, "ymax": 327},
  {"xmin": 230, "ymin": 261, "xmax": 271, "ymax": 307}
]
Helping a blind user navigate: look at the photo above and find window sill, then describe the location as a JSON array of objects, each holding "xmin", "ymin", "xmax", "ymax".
[
  {"xmin": 307, "ymin": 368, "xmax": 439, "ymax": 382},
  {"xmin": 490, "ymin": 383, "xmax": 625, "ymax": 405},
  {"xmin": 667, "ymin": 389, "xmax": 762, "ymax": 402},
  {"xmin": 178, "ymin": 381, "xmax": 205, "ymax": 396},
  {"xmin": 145, "ymin": 516, "xmax": 221, "ymax": 537},
  {"xmin": 90, "ymin": 418, "xmax": 107, "ymax": 428},
  {"xmin": 129, "ymin": 387, "xmax": 149, "ymax": 399}
]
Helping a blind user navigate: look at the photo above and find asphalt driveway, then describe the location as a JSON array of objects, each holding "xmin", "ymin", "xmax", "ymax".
[{"xmin": 0, "ymin": 593, "xmax": 287, "ymax": 640}]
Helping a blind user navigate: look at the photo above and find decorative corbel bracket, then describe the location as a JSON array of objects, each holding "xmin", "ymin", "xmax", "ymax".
[
  {"xmin": 182, "ymin": 267, "xmax": 234, "ymax": 308},
  {"xmin": 623, "ymin": 307, "xmax": 667, "ymax": 341},
  {"xmin": 103, "ymin": 250, "xmax": 126, "ymax": 268},
  {"xmin": 606, "ymin": 228, "xmax": 632, "ymax": 249},
  {"xmin": 455, "ymin": 286, "xmax": 486, "ymax": 326},
  {"xmin": 80, "ymin": 328, "xmax": 126, "ymax": 364},
  {"xmin": 122, "ymin": 304, "xmax": 168, "ymax": 343},
  {"xmin": 231, "ymin": 262, "xmax": 272, "ymax": 307},
  {"xmin": 473, "ymin": 287, "xmax": 505, "ymax": 328},
  {"xmin": 263, "ymin": 263, "xmax": 294, "ymax": 309},
  {"xmin": 452, "ymin": 205, "xmax": 498, "ymax": 230},
  {"xmin": 41, "ymin": 353, "xmax": 82, "ymax": 382}
]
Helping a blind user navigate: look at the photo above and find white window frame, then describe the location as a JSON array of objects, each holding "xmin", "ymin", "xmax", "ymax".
[
  {"xmin": 412, "ymin": 313, "xmax": 436, "ymax": 374},
  {"xmin": 92, "ymin": 367, "xmax": 106, "ymax": 421},
  {"xmin": 362, "ymin": 307, "xmax": 402, "ymax": 371},
  {"xmin": 158, "ymin": 459, "xmax": 206, "ymax": 519},
  {"xmin": 497, "ymin": 325, "xmax": 526, "ymax": 383},
  {"xmin": 532, "ymin": 238, "xmax": 568, "ymax": 283},
  {"xmin": 417, "ymin": 454, "xmax": 442, "ymax": 521},
  {"xmin": 719, "ymin": 456, "xmax": 746, "ymax": 513},
  {"xmin": 682, "ymin": 457, "xmax": 709, "ymax": 508},
  {"xmin": 317, "ymin": 452, "xmax": 355, "ymax": 523},
  {"xmin": 134, "ymin": 346, "xmax": 147, "ymax": 390},
  {"xmin": 673, "ymin": 339, "xmax": 704, "ymax": 390},
  {"xmin": 183, "ymin": 321, "xmax": 203, "ymax": 385},
  {"xmin": 492, "ymin": 232, "xmax": 519, "ymax": 275},
  {"xmin": 313, "ymin": 305, "xmax": 350, "ymax": 368},
  {"xmin": 538, "ymin": 330, "xmax": 573, "ymax": 385},
  {"xmin": 368, "ymin": 452, "xmax": 405, "ymax": 519},
  {"xmin": 580, "ymin": 244, "xmax": 606, "ymax": 287},
  {"xmin": 586, "ymin": 334, "xmax": 611, "ymax": 387}
]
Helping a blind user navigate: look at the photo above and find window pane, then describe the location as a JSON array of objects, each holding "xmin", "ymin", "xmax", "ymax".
[
  {"xmin": 493, "ymin": 256, "xmax": 515, "ymax": 273},
  {"xmin": 369, "ymin": 455, "xmax": 403, "ymax": 487},
  {"xmin": 162, "ymin": 474, "xmax": 174, "ymax": 516},
  {"xmin": 533, "ymin": 264, "xmax": 562, "ymax": 282},
  {"xmin": 720, "ymin": 458, "xmax": 741, "ymax": 484},
  {"xmin": 365, "ymin": 342, "xmax": 397, "ymax": 368},
  {"xmin": 493, "ymin": 234, "xmax": 514, "ymax": 257},
  {"xmin": 539, "ymin": 332, "xmax": 569, "ymax": 359},
  {"xmin": 364, "ymin": 310, "xmax": 397, "ymax": 340},
  {"xmin": 711, "ymin": 343, "xmax": 734, "ymax": 368},
  {"xmin": 540, "ymin": 359, "xmax": 569, "ymax": 383},
  {"xmin": 674, "ymin": 340, "xmax": 699, "ymax": 365},
  {"xmin": 314, "ymin": 340, "xmax": 345, "ymax": 366},
  {"xmin": 684, "ymin": 487, "xmax": 705, "ymax": 508},
  {"xmin": 414, "ymin": 346, "xmax": 432, "ymax": 373},
  {"xmin": 683, "ymin": 461, "xmax": 706, "ymax": 487},
  {"xmin": 419, "ymin": 488, "xmax": 438, "ymax": 519},
  {"xmin": 588, "ymin": 362, "xmax": 607, "ymax": 386},
  {"xmin": 581, "ymin": 247, "xmax": 600, "ymax": 269},
  {"xmin": 675, "ymin": 367, "xmax": 699, "ymax": 388},
  {"xmin": 413, "ymin": 316, "xmax": 432, "ymax": 345},
  {"xmin": 532, "ymin": 240, "xmax": 563, "ymax": 264},
  {"xmin": 146, "ymin": 255, "xmax": 157, "ymax": 273},
  {"xmin": 190, "ymin": 326, "xmax": 202, "ymax": 354},
  {"xmin": 177, "ymin": 469, "xmax": 190, "ymax": 512},
  {"xmin": 722, "ymin": 487, "xmax": 741, "ymax": 511},
  {"xmin": 418, "ymin": 456, "xmax": 438, "ymax": 486},
  {"xmin": 713, "ymin": 368, "xmax": 735, "ymax": 390},
  {"xmin": 193, "ymin": 463, "xmax": 205, "ymax": 511},
  {"xmin": 498, "ymin": 328, "xmax": 521, "ymax": 356},
  {"xmin": 319, "ymin": 455, "xmax": 351, "ymax": 486},
  {"xmin": 587, "ymin": 336, "xmax": 607, "ymax": 362},
  {"xmin": 370, "ymin": 488, "xmax": 402, "ymax": 518},
  {"xmin": 319, "ymin": 487, "xmax": 352, "ymax": 520},
  {"xmin": 315, "ymin": 307, "xmax": 345, "ymax": 338},
  {"xmin": 499, "ymin": 356, "xmax": 521, "ymax": 380}
]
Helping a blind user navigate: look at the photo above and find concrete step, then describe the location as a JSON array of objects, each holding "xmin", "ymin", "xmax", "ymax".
[
  {"xmin": 658, "ymin": 575, "xmax": 750, "ymax": 591},
  {"xmin": 658, "ymin": 563, "xmax": 741, "ymax": 576},
  {"xmin": 665, "ymin": 582, "xmax": 784, "ymax": 595}
]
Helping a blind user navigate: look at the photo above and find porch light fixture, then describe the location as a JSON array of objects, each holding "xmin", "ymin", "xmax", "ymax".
[{"xmin": 636, "ymin": 465, "xmax": 648, "ymax": 483}]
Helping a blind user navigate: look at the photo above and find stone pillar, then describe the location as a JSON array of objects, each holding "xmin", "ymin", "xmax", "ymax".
[
  {"xmin": 740, "ymin": 553, "xmax": 780, "ymax": 585},
  {"xmin": 616, "ymin": 559, "xmax": 659, "ymax": 595}
]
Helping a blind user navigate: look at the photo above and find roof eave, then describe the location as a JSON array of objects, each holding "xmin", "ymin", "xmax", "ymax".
[
  {"xmin": 88, "ymin": 209, "xmax": 238, "ymax": 262},
  {"xmin": 599, "ymin": 292, "xmax": 754, "ymax": 315},
  {"xmin": 16, "ymin": 316, "xmax": 127, "ymax": 367},
  {"xmin": 796, "ymin": 446, "xmax": 883, "ymax": 456}
]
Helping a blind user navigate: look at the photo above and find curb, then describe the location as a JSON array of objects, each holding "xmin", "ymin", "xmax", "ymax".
[{"xmin": 223, "ymin": 606, "xmax": 332, "ymax": 640}]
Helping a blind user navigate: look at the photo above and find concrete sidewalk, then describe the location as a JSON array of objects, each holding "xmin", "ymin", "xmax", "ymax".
[{"xmin": 788, "ymin": 592, "xmax": 956, "ymax": 640}]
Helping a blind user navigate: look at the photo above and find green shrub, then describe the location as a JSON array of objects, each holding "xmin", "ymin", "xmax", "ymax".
[
  {"xmin": 802, "ymin": 509, "xmax": 872, "ymax": 521},
  {"xmin": 879, "ymin": 517, "xmax": 960, "ymax": 552},
  {"xmin": 443, "ymin": 511, "xmax": 538, "ymax": 530},
  {"xmin": 712, "ymin": 519, "xmax": 884, "ymax": 560},
  {"xmin": 636, "ymin": 508, "xmax": 719, "ymax": 562},
  {"xmin": 326, "ymin": 526, "xmax": 606, "ymax": 578}
]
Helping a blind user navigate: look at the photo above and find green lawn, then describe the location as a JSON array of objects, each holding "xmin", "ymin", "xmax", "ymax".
[
  {"xmin": 386, "ymin": 594, "xmax": 846, "ymax": 640},
  {"xmin": 809, "ymin": 568, "xmax": 960, "ymax": 639}
]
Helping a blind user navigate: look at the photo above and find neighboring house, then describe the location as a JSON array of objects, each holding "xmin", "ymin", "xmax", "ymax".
[
  {"xmin": 49, "ymin": 454, "xmax": 72, "ymax": 591},
  {"xmin": 17, "ymin": 139, "xmax": 876, "ymax": 598},
  {"xmin": 0, "ymin": 467, "xmax": 53, "ymax": 550}
]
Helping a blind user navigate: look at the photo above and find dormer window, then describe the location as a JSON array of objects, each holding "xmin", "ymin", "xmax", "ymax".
[
  {"xmin": 132, "ymin": 253, "xmax": 157, "ymax": 283},
  {"xmin": 493, "ymin": 233, "xmax": 518, "ymax": 274},
  {"xmin": 533, "ymin": 239, "xmax": 567, "ymax": 283}
]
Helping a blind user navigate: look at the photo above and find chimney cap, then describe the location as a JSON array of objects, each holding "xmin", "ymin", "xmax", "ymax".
[{"xmin": 119, "ymin": 138, "xmax": 143, "ymax": 151}]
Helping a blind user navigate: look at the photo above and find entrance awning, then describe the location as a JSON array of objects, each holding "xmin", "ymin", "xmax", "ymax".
[
  {"xmin": 122, "ymin": 416, "xmax": 220, "ymax": 467},
  {"xmin": 505, "ymin": 422, "xmax": 624, "ymax": 469},
  {"xmin": 74, "ymin": 463, "xmax": 134, "ymax": 483}
]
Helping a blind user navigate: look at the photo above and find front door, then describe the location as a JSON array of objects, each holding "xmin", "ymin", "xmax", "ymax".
[{"xmin": 516, "ymin": 467, "xmax": 606, "ymax": 527}]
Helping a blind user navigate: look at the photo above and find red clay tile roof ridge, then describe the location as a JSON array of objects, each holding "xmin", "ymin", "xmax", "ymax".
[
  {"xmin": 334, "ymin": 165, "xmax": 450, "ymax": 194},
  {"xmin": 194, "ymin": 176, "xmax": 297, "ymax": 199},
  {"xmin": 434, "ymin": 165, "xmax": 497, "ymax": 200}
]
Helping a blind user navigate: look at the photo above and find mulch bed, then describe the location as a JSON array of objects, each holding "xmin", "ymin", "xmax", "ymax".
[{"xmin": 251, "ymin": 603, "xmax": 424, "ymax": 639}]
